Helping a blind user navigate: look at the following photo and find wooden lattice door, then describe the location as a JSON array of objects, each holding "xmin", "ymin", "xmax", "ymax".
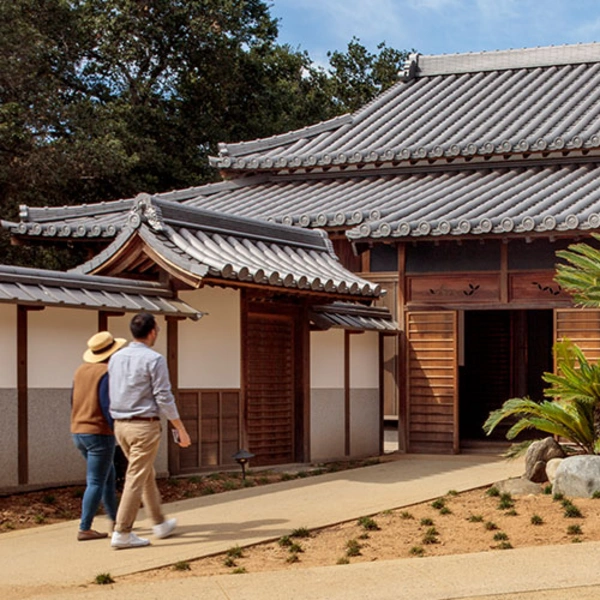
[
  {"xmin": 245, "ymin": 312, "xmax": 296, "ymax": 466},
  {"xmin": 405, "ymin": 311, "xmax": 458, "ymax": 453}
]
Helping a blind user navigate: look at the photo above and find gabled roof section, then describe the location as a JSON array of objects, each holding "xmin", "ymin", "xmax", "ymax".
[
  {"xmin": 210, "ymin": 42, "xmax": 600, "ymax": 173},
  {"xmin": 0, "ymin": 264, "xmax": 203, "ymax": 320},
  {"xmin": 70, "ymin": 195, "xmax": 382, "ymax": 298},
  {"xmin": 310, "ymin": 302, "xmax": 398, "ymax": 332}
]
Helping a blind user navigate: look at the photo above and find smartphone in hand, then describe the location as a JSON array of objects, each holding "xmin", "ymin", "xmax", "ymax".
[{"xmin": 171, "ymin": 429, "xmax": 180, "ymax": 444}]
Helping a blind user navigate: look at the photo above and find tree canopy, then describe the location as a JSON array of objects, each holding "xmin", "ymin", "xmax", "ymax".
[{"xmin": 0, "ymin": 0, "xmax": 411, "ymax": 268}]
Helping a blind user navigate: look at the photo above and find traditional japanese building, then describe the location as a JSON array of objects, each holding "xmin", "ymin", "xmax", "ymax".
[
  {"xmin": 1, "ymin": 196, "xmax": 393, "ymax": 491},
  {"xmin": 6, "ymin": 42, "xmax": 600, "ymax": 475}
]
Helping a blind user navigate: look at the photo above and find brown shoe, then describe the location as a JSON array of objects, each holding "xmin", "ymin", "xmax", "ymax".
[{"xmin": 77, "ymin": 529, "xmax": 109, "ymax": 541}]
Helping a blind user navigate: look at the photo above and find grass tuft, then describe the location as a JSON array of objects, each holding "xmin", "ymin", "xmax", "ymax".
[
  {"xmin": 358, "ymin": 516, "xmax": 380, "ymax": 531},
  {"xmin": 94, "ymin": 573, "xmax": 114, "ymax": 585}
]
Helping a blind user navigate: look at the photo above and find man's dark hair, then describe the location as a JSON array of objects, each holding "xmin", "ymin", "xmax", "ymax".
[{"xmin": 130, "ymin": 312, "xmax": 156, "ymax": 339}]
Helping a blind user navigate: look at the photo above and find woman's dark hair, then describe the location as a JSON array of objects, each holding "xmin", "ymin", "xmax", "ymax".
[{"xmin": 130, "ymin": 312, "xmax": 156, "ymax": 339}]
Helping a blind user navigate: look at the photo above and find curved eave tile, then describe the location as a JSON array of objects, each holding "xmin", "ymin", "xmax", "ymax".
[
  {"xmin": 166, "ymin": 225, "xmax": 381, "ymax": 298},
  {"xmin": 210, "ymin": 134, "xmax": 600, "ymax": 173},
  {"xmin": 348, "ymin": 212, "xmax": 600, "ymax": 241}
]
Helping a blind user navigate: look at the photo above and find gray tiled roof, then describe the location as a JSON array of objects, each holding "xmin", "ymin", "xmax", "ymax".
[
  {"xmin": 210, "ymin": 43, "xmax": 600, "ymax": 172},
  {"xmin": 7, "ymin": 162, "xmax": 600, "ymax": 242},
  {"xmin": 70, "ymin": 195, "xmax": 382, "ymax": 298},
  {"xmin": 310, "ymin": 302, "xmax": 398, "ymax": 332},
  {"xmin": 0, "ymin": 264, "xmax": 203, "ymax": 319}
]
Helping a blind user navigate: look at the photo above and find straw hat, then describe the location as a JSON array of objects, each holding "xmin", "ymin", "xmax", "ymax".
[{"xmin": 83, "ymin": 331, "xmax": 127, "ymax": 363}]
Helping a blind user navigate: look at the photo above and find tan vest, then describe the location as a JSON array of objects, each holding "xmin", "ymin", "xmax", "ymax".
[{"xmin": 70, "ymin": 363, "xmax": 113, "ymax": 435}]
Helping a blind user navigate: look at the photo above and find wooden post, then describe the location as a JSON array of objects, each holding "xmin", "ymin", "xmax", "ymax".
[
  {"xmin": 344, "ymin": 330, "xmax": 351, "ymax": 456},
  {"xmin": 17, "ymin": 306, "xmax": 28, "ymax": 485},
  {"xmin": 166, "ymin": 316, "xmax": 180, "ymax": 476}
]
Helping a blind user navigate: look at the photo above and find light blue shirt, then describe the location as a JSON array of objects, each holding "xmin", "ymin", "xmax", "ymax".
[{"xmin": 108, "ymin": 341, "xmax": 180, "ymax": 422}]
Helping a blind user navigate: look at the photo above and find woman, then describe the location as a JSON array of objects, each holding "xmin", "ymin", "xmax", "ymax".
[{"xmin": 71, "ymin": 331, "xmax": 126, "ymax": 541}]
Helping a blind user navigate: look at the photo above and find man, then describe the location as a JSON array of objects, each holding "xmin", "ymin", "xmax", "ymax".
[
  {"xmin": 71, "ymin": 331, "xmax": 126, "ymax": 541},
  {"xmin": 109, "ymin": 312, "xmax": 191, "ymax": 549}
]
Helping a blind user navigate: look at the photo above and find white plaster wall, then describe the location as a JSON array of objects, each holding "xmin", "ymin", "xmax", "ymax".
[
  {"xmin": 310, "ymin": 330, "xmax": 345, "ymax": 461},
  {"xmin": 350, "ymin": 332, "xmax": 380, "ymax": 457},
  {"xmin": 350, "ymin": 389, "xmax": 380, "ymax": 457},
  {"xmin": 0, "ymin": 304, "xmax": 16, "ymax": 388},
  {"xmin": 309, "ymin": 389, "xmax": 345, "ymax": 461},
  {"xmin": 179, "ymin": 287, "xmax": 240, "ymax": 388},
  {"xmin": 28, "ymin": 308, "xmax": 97, "ymax": 388},
  {"xmin": 310, "ymin": 329, "xmax": 344, "ymax": 388},
  {"xmin": 0, "ymin": 390, "xmax": 18, "ymax": 488},
  {"xmin": 28, "ymin": 388, "xmax": 86, "ymax": 485},
  {"xmin": 350, "ymin": 331, "xmax": 379, "ymax": 388}
]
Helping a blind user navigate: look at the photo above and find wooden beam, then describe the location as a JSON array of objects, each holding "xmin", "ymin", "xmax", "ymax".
[
  {"xmin": 97, "ymin": 311, "xmax": 126, "ymax": 331},
  {"xmin": 166, "ymin": 316, "xmax": 180, "ymax": 476},
  {"xmin": 17, "ymin": 306, "xmax": 28, "ymax": 485},
  {"xmin": 298, "ymin": 303, "xmax": 311, "ymax": 462},
  {"xmin": 240, "ymin": 290, "xmax": 249, "ymax": 451},
  {"xmin": 397, "ymin": 243, "xmax": 408, "ymax": 453},
  {"xmin": 344, "ymin": 330, "xmax": 350, "ymax": 456},
  {"xmin": 500, "ymin": 241, "xmax": 509, "ymax": 303},
  {"xmin": 378, "ymin": 332, "xmax": 384, "ymax": 456}
]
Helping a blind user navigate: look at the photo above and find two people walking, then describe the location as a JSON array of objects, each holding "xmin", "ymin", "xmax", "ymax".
[{"xmin": 70, "ymin": 312, "xmax": 191, "ymax": 548}]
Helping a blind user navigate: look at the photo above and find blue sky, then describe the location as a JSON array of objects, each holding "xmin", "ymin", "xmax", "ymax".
[{"xmin": 270, "ymin": 0, "xmax": 600, "ymax": 67}]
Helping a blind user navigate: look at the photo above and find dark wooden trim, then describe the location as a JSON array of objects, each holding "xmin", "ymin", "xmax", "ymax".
[
  {"xmin": 98, "ymin": 311, "xmax": 108, "ymax": 332},
  {"xmin": 361, "ymin": 249, "xmax": 370, "ymax": 272},
  {"xmin": 344, "ymin": 330, "xmax": 350, "ymax": 456},
  {"xmin": 17, "ymin": 306, "xmax": 28, "ymax": 485},
  {"xmin": 166, "ymin": 316, "xmax": 180, "ymax": 475},
  {"xmin": 240, "ymin": 290, "xmax": 249, "ymax": 452},
  {"xmin": 378, "ymin": 332, "xmax": 384, "ymax": 456},
  {"xmin": 299, "ymin": 303, "xmax": 311, "ymax": 462},
  {"xmin": 397, "ymin": 243, "xmax": 407, "ymax": 453},
  {"xmin": 97, "ymin": 311, "xmax": 126, "ymax": 331},
  {"xmin": 500, "ymin": 242, "xmax": 509, "ymax": 303}
]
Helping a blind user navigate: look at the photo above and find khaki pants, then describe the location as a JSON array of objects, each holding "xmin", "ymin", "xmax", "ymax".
[{"xmin": 114, "ymin": 420, "xmax": 164, "ymax": 533}]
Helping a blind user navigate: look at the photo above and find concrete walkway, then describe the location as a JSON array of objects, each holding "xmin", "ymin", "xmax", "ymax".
[{"xmin": 3, "ymin": 453, "xmax": 599, "ymax": 599}]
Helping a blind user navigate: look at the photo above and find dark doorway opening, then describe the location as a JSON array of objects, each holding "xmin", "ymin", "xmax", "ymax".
[{"xmin": 459, "ymin": 310, "xmax": 553, "ymax": 448}]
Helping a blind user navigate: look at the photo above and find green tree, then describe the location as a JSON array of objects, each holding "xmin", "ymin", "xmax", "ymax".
[
  {"xmin": 0, "ymin": 1, "xmax": 413, "ymax": 268},
  {"xmin": 327, "ymin": 37, "xmax": 412, "ymax": 112}
]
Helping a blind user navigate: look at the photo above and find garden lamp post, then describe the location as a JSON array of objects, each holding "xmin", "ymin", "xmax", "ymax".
[{"xmin": 232, "ymin": 449, "xmax": 255, "ymax": 481}]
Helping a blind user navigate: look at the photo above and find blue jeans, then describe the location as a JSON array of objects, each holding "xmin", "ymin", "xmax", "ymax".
[{"xmin": 72, "ymin": 434, "xmax": 117, "ymax": 531}]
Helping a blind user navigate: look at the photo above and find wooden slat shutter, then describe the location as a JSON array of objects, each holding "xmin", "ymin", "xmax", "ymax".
[
  {"xmin": 555, "ymin": 309, "xmax": 600, "ymax": 362},
  {"xmin": 177, "ymin": 390, "xmax": 240, "ymax": 473},
  {"xmin": 246, "ymin": 313, "xmax": 295, "ymax": 466},
  {"xmin": 406, "ymin": 311, "xmax": 458, "ymax": 453}
]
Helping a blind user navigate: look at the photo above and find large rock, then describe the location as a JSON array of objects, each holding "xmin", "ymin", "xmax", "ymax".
[
  {"xmin": 553, "ymin": 455, "xmax": 600, "ymax": 498},
  {"xmin": 545, "ymin": 457, "xmax": 564, "ymax": 484},
  {"xmin": 494, "ymin": 477, "xmax": 543, "ymax": 496},
  {"xmin": 525, "ymin": 437, "xmax": 566, "ymax": 483}
]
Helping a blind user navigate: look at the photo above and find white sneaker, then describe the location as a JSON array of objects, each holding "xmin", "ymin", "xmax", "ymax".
[
  {"xmin": 153, "ymin": 518, "xmax": 177, "ymax": 539},
  {"xmin": 111, "ymin": 531, "xmax": 150, "ymax": 549}
]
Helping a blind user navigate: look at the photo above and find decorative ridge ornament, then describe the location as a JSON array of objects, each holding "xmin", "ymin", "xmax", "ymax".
[
  {"xmin": 400, "ymin": 53, "xmax": 420, "ymax": 82},
  {"xmin": 130, "ymin": 193, "xmax": 165, "ymax": 232}
]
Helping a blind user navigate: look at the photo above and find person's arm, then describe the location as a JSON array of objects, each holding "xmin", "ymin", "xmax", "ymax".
[
  {"xmin": 98, "ymin": 373, "xmax": 114, "ymax": 431},
  {"xmin": 169, "ymin": 418, "xmax": 191, "ymax": 448},
  {"xmin": 151, "ymin": 355, "xmax": 191, "ymax": 447}
]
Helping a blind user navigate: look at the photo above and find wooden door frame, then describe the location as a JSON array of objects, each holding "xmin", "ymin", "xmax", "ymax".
[{"xmin": 241, "ymin": 292, "xmax": 310, "ymax": 464}]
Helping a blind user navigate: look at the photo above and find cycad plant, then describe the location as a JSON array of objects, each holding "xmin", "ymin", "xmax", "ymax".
[
  {"xmin": 483, "ymin": 340, "xmax": 600, "ymax": 455},
  {"xmin": 555, "ymin": 233, "xmax": 600, "ymax": 307},
  {"xmin": 484, "ymin": 236, "xmax": 600, "ymax": 455}
]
